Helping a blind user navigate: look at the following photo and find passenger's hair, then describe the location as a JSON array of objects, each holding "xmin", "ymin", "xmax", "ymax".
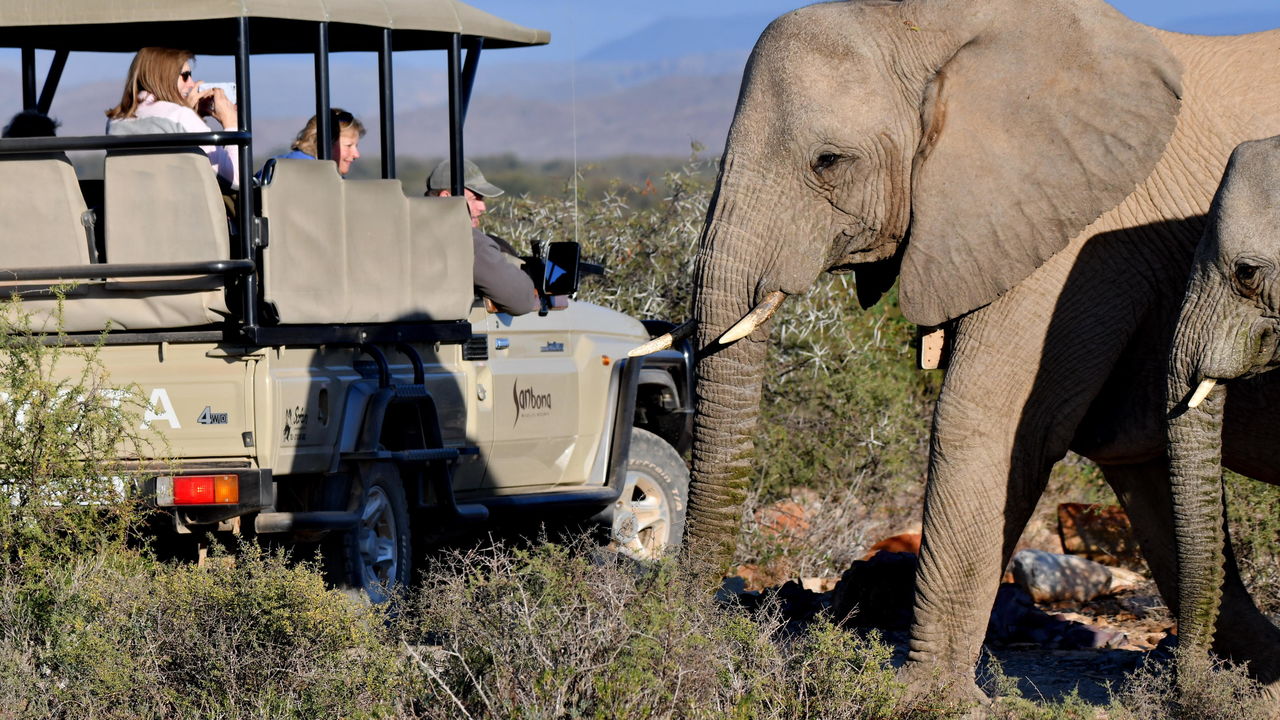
[
  {"xmin": 105, "ymin": 47, "xmax": 194, "ymax": 119},
  {"xmin": 2, "ymin": 110, "xmax": 59, "ymax": 138},
  {"xmin": 291, "ymin": 108, "xmax": 366, "ymax": 156}
]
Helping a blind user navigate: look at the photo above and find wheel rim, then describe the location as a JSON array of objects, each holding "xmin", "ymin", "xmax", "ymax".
[
  {"xmin": 618, "ymin": 469, "xmax": 672, "ymax": 559},
  {"xmin": 357, "ymin": 484, "xmax": 398, "ymax": 591}
]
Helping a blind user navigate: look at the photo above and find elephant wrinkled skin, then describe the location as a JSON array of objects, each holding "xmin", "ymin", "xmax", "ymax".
[
  {"xmin": 1167, "ymin": 136, "xmax": 1280, "ymax": 681},
  {"xmin": 684, "ymin": 0, "xmax": 1280, "ymax": 704}
]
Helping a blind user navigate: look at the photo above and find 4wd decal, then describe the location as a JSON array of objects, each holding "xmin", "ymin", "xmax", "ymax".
[
  {"xmin": 512, "ymin": 379, "xmax": 552, "ymax": 427},
  {"xmin": 196, "ymin": 406, "xmax": 229, "ymax": 425}
]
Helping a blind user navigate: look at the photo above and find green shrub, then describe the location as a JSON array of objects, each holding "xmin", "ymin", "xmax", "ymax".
[
  {"xmin": 1106, "ymin": 649, "xmax": 1271, "ymax": 720},
  {"xmin": 0, "ymin": 545, "xmax": 410, "ymax": 720},
  {"xmin": 0, "ymin": 294, "xmax": 155, "ymax": 564}
]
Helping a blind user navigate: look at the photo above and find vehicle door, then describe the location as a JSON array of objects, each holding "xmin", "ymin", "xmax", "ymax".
[{"xmin": 469, "ymin": 301, "xmax": 593, "ymax": 490}]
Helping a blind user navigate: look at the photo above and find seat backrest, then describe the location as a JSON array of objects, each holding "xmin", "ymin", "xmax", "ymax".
[
  {"xmin": 260, "ymin": 162, "xmax": 476, "ymax": 325},
  {"xmin": 104, "ymin": 151, "xmax": 229, "ymax": 264},
  {"xmin": 259, "ymin": 159, "xmax": 347, "ymax": 323},
  {"xmin": 0, "ymin": 156, "xmax": 91, "ymax": 267},
  {"xmin": 344, "ymin": 179, "xmax": 411, "ymax": 322},
  {"xmin": 406, "ymin": 196, "xmax": 474, "ymax": 321}
]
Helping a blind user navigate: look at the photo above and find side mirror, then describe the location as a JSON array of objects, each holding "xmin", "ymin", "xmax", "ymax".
[{"xmin": 539, "ymin": 241, "xmax": 580, "ymax": 296}]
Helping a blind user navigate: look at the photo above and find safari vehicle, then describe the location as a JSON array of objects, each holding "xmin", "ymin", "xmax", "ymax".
[{"xmin": 0, "ymin": 0, "xmax": 693, "ymax": 597}]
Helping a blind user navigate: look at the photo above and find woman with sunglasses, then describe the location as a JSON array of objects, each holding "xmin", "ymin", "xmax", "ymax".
[
  {"xmin": 275, "ymin": 109, "xmax": 365, "ymax": 177},
  {"xmin": 105, "ymin": 47, "xmax": 240, "ymax": 188}
]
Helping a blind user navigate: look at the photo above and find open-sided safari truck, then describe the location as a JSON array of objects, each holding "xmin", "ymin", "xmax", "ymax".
[{"xmin": 0, "ymin": 0, "xmax": 693, "ymax": 598}]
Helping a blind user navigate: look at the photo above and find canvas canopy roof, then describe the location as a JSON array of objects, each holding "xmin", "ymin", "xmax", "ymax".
[{"xmin": 0, "ymin": 0, "xmax": 549, "ymax": 54}]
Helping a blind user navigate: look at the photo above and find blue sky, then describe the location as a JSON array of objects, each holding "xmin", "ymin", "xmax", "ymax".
[
  {"xmin": 2, "ymin": 0, "xmax": 1276, "ymax": 151},
  {"xmin": 469, "ymin": 0, "xmax": 1280, "ymax": 64}
]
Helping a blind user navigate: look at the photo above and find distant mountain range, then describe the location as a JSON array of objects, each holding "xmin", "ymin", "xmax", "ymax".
[
  {"xmin": 581, "ymin": 14, "xmax": 776, "ymax": 64},
  {"xmin": 3, "ymin": 9, "xmax": 1277, "ymax": 160}
]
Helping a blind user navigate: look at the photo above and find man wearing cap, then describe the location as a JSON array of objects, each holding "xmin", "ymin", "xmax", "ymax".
[{"xmin": 426, "ymin": 159, "xmax": 540, "ymax": 316}]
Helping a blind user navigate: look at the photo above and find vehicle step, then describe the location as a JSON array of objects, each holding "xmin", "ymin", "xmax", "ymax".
[
  {"xmin": 393, "ymin": 384, "xmax": 429, "ymax": 399},
  {"xmin": 342, "ymin": 448, "xmax": 459, "ymax": 463},
  {"xmin": 393, "ymin": 448, "xmax": 460, "ymax": 462}
]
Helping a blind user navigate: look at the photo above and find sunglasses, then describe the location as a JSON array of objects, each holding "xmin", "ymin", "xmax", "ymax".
[
  {"xmin": 331, "ymin": 109, "xmax": 353, "ymax": 125},
  {"xmin": 179, "ymin": 70, "xmax": 193, "ymax": 81}
]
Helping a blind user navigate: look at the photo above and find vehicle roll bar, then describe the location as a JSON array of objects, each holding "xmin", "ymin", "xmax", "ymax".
[
  {"xmin": 0, "ymin": 132, "xmax": 250, "ymax": 155},
  {"xmin": 0, "ymin": 260, "xmax": 255, "ymax": 282},
  {"xmin": 235, "ymin": 14, "xmax": 258, "ymax": 332}
]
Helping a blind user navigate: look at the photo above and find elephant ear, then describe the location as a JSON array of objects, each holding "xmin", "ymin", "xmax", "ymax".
[{"xmin": 897, "ymin": 0, "xmax": 1183, "ymax": 327}]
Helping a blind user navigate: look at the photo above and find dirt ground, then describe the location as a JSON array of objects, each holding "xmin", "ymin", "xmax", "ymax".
[
  {"xmin": 914, "ymin": 583, "xmax": 1171, "ymax": 705},
  {"xmin": 733, "ymin": 574, "xmax": 1175, "ymax": 708},
  {"xmin": 982, "ymin": 585, "xmax": 1173, "ymax": 704}
]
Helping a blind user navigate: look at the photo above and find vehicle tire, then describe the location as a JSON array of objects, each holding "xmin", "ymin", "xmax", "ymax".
[
  {"xmin": 330, "ymin": 462, "xmax": 412, "ymax": 602},
  {"xmin": 611, "ymin": 427, "xmax": 689, "ymax": 560}
]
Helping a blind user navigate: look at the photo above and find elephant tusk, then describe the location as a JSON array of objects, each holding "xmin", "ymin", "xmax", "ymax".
[
  {"xmin": 1187, "ymin": 378, "xmax": 1218, "ymax": 409},
  {"xmin": 627, "ymin": 320, "xmax": 697, "ymax": 357},
  {"xmin": 718, "ymin": 291, "xmax": 787, "ymax": 345}
]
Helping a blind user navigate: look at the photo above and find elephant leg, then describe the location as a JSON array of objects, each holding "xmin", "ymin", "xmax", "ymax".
[
  {"xmin": 901, "ymin": 229, "xmax": 1162, "ymax": 699},
  {"xmin": 903, "ymin": 315, "xmax": 1088, "ymax": 697},
  {"xmin": 1217, "ymin": 377, "xmax": 1280, "ymax": 698},
  {"xmin": 1102, "ymin": 457, "xmax": 1280, "ymax": 701},
  {"xmin": 1217, "ymin": 528, "xmax": 1280, "ymax": 701}
]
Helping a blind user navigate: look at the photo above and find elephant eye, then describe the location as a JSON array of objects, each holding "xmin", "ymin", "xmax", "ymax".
[
  {"xmin": 812, "ymin": 152, "xmax": 842, "ymax": 174},
  {"xmin": 1236, "ymin": 262, "xmax": 1260, "ymax": 289}
]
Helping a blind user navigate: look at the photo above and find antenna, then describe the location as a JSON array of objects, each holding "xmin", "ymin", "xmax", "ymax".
[{"xmin": 568, "ymin": 0, "xmax": 580, "ymax": 246}]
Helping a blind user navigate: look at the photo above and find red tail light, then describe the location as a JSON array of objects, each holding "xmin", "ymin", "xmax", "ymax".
[{"xmin": 171, "ymin": 475, "xmax": 239, "ymax": 505}]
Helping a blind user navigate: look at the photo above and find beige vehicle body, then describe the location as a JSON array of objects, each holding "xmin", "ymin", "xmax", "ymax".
[{"xmin": 0, "ymin": 0, "xmax": 693, "ymax": 593}]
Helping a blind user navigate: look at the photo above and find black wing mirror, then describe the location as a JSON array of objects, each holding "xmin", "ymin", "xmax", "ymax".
[
  {"xmin": 524, "ymin": 241, "xmax": 581, "ymax": 296},
  {"xmin": 542, "ymin": 241, "xmax": 581, "ymax": 295}
]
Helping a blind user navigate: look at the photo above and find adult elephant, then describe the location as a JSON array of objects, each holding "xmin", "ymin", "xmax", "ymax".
[
  {"xmin": 654, "ymin": 0, "xmax": 1280, "ymax": 703},
  {"xmin": 1168, "ymin": 137, "xmax": 1280, "ymax": 675}
]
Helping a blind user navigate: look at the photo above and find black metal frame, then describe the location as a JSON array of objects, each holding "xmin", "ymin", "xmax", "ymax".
[
  {"xmin": 0, "ymin": 131, "xmax": 249, "ymax": 154},
  {"xmin": 0, "ymin": 259, "xmax": 253, "ymax": 281},
  {"xmin": 2, "ymin": 23, "xmax": 487, "ymax": 348},
  {"xmin": 314, "ymin": 22, "xmax": 332, "ymax": 162},
  {"xmin": 379, "ymin": 28, "xmax": 395, "ymax": 179}
]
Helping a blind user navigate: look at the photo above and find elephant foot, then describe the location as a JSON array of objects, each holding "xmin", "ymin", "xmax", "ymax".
[{"xmin": 897, "ymin": 660, "xmax": 987, "ymax": 716}]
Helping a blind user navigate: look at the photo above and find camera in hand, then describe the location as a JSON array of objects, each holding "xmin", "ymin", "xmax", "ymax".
[{"xmin": 201, "ymin": 82, "xmax": 237, "ymax": 105}]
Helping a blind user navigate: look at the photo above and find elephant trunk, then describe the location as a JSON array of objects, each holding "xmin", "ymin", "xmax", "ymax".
[
  {"xmin": 684, "ymin": 217, "xmax": 774, "ymax": 582},
  {"xmin": 1166, "ymin": 275, "xmax": 1233, "ymax": 650},
  {"xmin": 1166, "ymin": 375, "xmax": 1227, "ymax": 651}
]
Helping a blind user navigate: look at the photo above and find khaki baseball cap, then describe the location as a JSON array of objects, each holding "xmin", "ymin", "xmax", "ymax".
[{"xmin": 425, "ymin": 158, "xmax": 504, "ymax": 197}]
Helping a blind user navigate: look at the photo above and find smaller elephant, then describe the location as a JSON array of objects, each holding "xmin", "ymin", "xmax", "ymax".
[{"xmin": 1168, "ymin": 135, "xmax": 1280, "ymax": 691}]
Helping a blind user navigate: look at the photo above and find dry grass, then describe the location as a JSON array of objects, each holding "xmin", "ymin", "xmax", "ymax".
[{"xmin": 400, "ymin": 537, "xmax": 958, "ymax": 720}]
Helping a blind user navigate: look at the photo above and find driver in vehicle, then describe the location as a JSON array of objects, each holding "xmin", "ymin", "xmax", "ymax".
[
  {"xmin": 104, "ymin": 47, "xmax": 240, "ymax": 189},
  {"xmin": 426, "ymin": 159, "xmax": 539, "ymax": 316}
]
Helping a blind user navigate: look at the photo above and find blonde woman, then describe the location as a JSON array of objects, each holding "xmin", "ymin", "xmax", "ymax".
[
  {"xmin": 105, "ymin": 47, "xmax": 240, "ymax": 188},
  {"xmin": 275, "ymin": 108, "xmax": 365, "ymax": 176}
]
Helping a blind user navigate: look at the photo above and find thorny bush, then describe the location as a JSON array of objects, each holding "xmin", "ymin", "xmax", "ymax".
[
  {"xmin": 399, "ymin": 538, "xmax": 958, "ymax": 720},
  {"xmin": 0, "ymin": 293, "xmax": 155, "ymax": 563}
]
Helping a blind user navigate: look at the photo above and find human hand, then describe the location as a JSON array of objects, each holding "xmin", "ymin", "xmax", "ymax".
[
  {"xmin": 206, "ymin": 87, "xmax": 238, "ymax": 130},
  {"xmin": 184, "ymin": 81, "xmax": 207, "ymax": 110},
  {"xmin": 189, "ymin": 87, "xmax": 237, "ymax": 130}
]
